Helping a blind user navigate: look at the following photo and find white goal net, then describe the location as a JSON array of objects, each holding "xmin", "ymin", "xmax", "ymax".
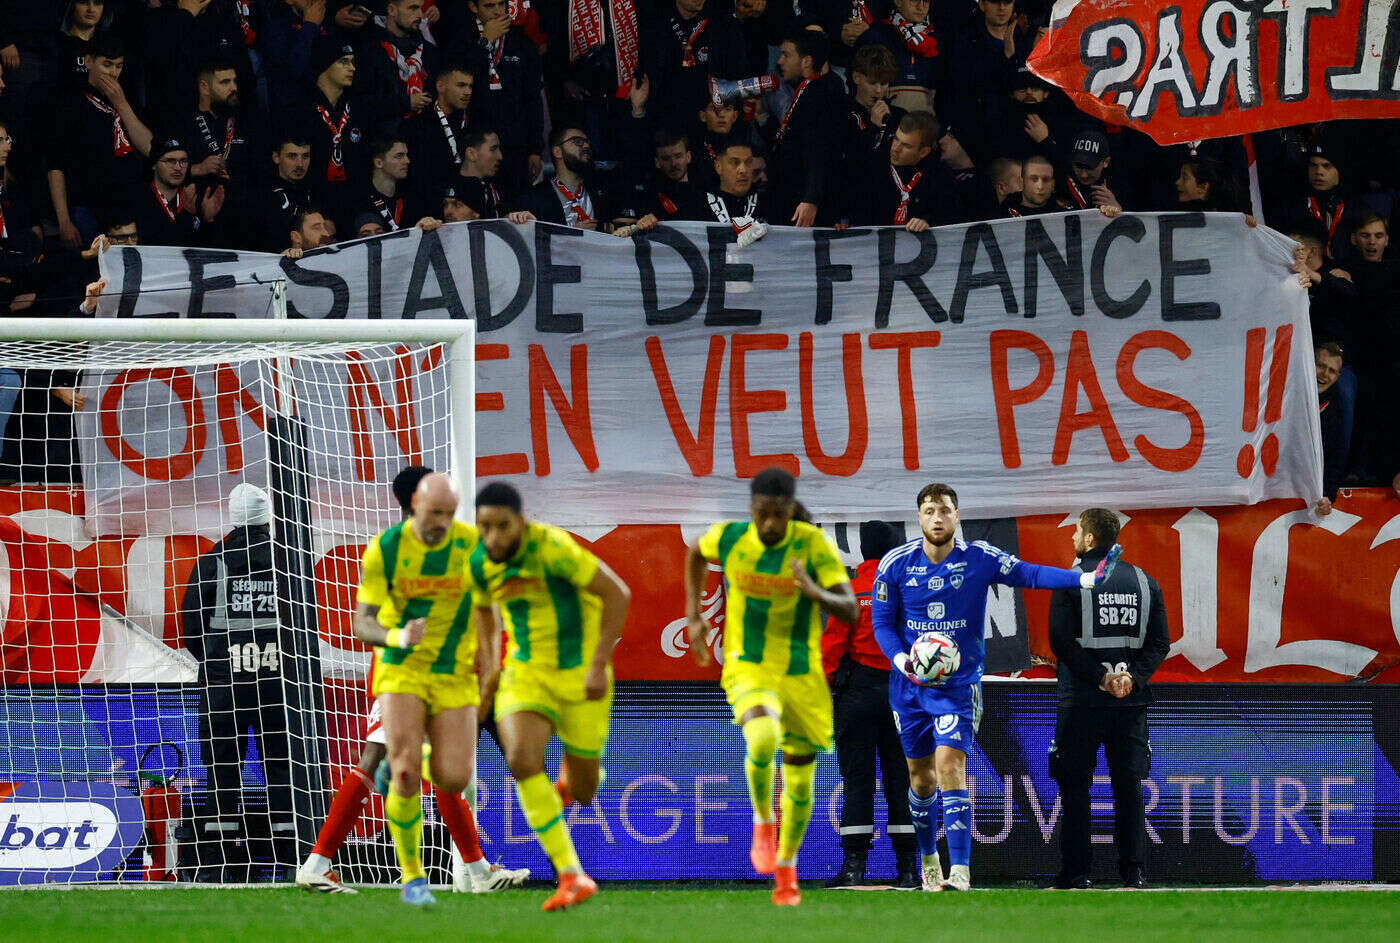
[{"xmin": 0, "ymin": 316, "xmax": 473, "ymax": 886}]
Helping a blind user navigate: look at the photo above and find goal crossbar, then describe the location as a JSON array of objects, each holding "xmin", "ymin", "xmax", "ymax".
[{"xmin": 0, "ymin": 317, "xmax": 477, "ymax": 510}]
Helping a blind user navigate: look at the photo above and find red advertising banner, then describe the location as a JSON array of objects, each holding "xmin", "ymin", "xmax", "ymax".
[
  {"xmin": 4, "ymin": 487, "xmax": 1399, "ymax": 685},
  {"xmin": 1028, "ymin": 0, "xmax": 1400, "ymax": 145},
  {"xmin": 597, "ymin": 492, "xmax": 1400, "ymax": 684}
]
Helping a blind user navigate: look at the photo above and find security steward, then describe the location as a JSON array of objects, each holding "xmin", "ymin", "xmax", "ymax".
[
  {"xmin": 180, "ymin": 483, "xmax": 295, "ymax": 881},
  {"xmin": 1048, "ymin": 508, "xmax": 1169, "ymax": 889},
  {"xmin": 821, "ymin": 521, "xmax": 919, "ymax": 888}
]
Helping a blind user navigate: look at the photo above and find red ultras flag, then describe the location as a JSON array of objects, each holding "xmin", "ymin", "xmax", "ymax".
[{"xmin": 1028, "ymin": 0, "xmax": 1400, "ymax": 145}]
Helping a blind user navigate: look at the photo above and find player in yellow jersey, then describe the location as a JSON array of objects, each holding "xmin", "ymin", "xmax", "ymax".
[
  {"xmin": 352, "ymin": 473, "xmax": 497, "ymax": 906},
  {"xmin": 684, "ymin": 467, "xmax": 857, "ymax": 906},
  {"xmin": 471, "ymin": 481, "xmax": 632, "ymax": 912}
]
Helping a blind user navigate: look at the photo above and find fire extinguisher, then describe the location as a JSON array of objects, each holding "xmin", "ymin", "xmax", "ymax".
[{"xmin": 139, "ymin": 742, "xmax": 184, "ymax": 882}]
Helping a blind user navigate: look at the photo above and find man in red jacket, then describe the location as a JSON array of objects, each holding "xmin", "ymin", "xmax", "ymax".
[{"xmin": 821, "ymin": 521, "xmax": 919, "ymax": 888}]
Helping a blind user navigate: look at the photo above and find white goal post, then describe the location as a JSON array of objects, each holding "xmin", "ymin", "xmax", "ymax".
[{"xmin": 0, "ymin": 313, "xmax": 476, "ymax": 886}]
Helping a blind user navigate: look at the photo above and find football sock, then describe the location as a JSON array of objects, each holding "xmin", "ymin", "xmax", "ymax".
[
  {"xmin": 742, "ymin": 714, "xmax": 781, "ymax": 822},
  {"xmin": 384, "ymin": 789, "xmax": 426, "ymax": 883},
  {"xmin": 436, "ymin": 790, "xmax": 485, "ymax": 863},
  {"xmin": 516, "ymin": 771, "xmax": 581, "ymax": 875},
  {"xmin": 776, "ymin": 760, "xmax": 815, "ymax": 863},
  {"xmin": 308, "ymin": 767, "xmax": 373, "ymax": 865},
  {"xmin": 908, "ymin": 788, "xmax": 940, "ymax": 858},
  {"xmin": 942, "ymin": 789, "xmax": 972, "ymax": 867}
]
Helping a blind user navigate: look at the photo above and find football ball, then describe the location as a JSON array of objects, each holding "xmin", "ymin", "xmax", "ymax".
[{"xmin": 909, "ymin": 632, "xmax": 960, "ymax": 684}]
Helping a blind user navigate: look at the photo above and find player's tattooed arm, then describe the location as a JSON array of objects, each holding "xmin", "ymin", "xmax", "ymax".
[
  {"xmin": 683, "ymin": 543, "xmax": 714, "ymax": 667},
  {"xmin": 790, "ymin": 561, "xmax": 858, "ymax": 625},
  {"xmin": 583, "ymin": 559, "xmax": 632, "ymax": 700},
  {"xmin": 352, "ymin": 601, "xmax": 425, "ymax": 649}
]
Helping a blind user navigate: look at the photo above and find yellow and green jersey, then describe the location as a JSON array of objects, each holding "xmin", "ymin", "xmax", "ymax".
[
  {"xmin": 358, "ymin": 519, "xmax": 479, "ymax": 679},
  {"xmin": 467, "ymin": 521, "xmax": 602, "ymax": 674},
  {"xmin": 699, "ymin": 519, "xmax": 849, "ymax": 676}
]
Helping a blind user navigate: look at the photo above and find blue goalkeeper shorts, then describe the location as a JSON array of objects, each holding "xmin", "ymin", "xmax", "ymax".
[{"xmin": 889, "ymin": 679, "xmax": 983, "ymax": 759}]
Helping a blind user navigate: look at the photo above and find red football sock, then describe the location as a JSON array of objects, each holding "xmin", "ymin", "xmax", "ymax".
[
  {"xmin": 436, "ymin": 791, "xmax": 485, "ymax": 863},
  {"xmin": 311, "ymin": 767, "xmax": 373, "ymax": 858}
]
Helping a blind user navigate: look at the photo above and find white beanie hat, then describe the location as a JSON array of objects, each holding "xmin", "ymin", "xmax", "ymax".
[{"xmin": 228, "ymin": 483, "xmax": 272, "ymax": 527}]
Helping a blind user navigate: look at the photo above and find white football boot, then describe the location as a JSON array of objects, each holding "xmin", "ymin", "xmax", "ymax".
[
  {"xmin": 295, "ymin": 867, "xmax": 358, "ymax": 894},
  {"xmin": 921, "ymin": 853, "xmax": 944, "ymax": 892},
  {"xmin": 452, "ymin": 846, "xmax": 530, "ymax": 893},
  {"xmin": 471, "ymin": 861, "xmax": 531, "ymax": 893},
  {"xmin": 943, "ymin": 864, "xmax": 971, "ymax": 892}
]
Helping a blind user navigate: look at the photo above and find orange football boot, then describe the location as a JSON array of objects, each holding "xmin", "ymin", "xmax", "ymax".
[
  {"xmin": 772, "ymin": 865, "xmax": 801, "ymax": 906},
  {"xmin": 541, "ymin": 871, "xmax": 598, "ymax": 912},
  {"xmin": 749, "ymin": 821, "xmax": 778, "ymax": 874}
]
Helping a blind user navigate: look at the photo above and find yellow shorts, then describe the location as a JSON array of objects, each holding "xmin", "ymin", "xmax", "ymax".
[
  {"xmin": 372, "ymin": 662, "xmax": 479, "ymax": 714},
  {"xmin": 494, "ymin": 659, "xmax": 612, "ymax": 759},
  {"xmin": 721, "ymin": 659, "xmax": 834, "ymax": 755}
]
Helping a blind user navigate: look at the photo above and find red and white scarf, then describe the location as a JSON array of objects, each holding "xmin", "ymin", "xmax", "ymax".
[
  {"xmin": 0, "ymin": 184, "xmax": 9, "ymax": 239},
  {"xmin": 150, "ymin": 182, "xmax": 186, "ymax": 223},
  {"xmin": 480, "ymin": 180, "xmax": 502, "ymax": 218},
  {"xmin": 566, "ymin": 0, "xmax": 640, "ymax": 98},
  {"xmin": 890, "ymin": 166, "xmax": 922, "ymax": 224},
  {"xmin": 194, "ymin": 113, "xmax": 236, "ymax": 163},
  {"xmin": 776, "ymin": 77, "xmax": 812, "ymax": 142},
  {"xmin": 381, "ymin": 40, "xmax": 427, "ymax": 98},
  {"xmin": 1064, "ymin": 176, "xmax": 1091, "ymax": 209},
  {"xmin": 85, "ymin": 92, "xmax": 133, "ymax": 157},
  {"xmin": 235, "ymin": 0, "xmax": 257, "ymax": 46},
  {"xmin": 671, "ymin": 15, "xmax": 709, "ymax": 68},
  {"xmin": 1308, "ymin": 195, "xmax": 1346, "ymax": 242},
  {"xmin": 851, "ymin": 0, "xmax": 873, "ymax": 24},
  {"xmin": 476, "ymin": 20, "xmax": 506, "ymax": 90},
  {"xmin": 553, "ymin": 178, "xmax": 593, "ymax": 226},
  {"xmin": 370, "ymin": 190, "xmax": 405, "ymax": 230},
  {"xmin": 887, "ymin": 12, "xmax": 938, "ymax": 58},
  {"xmin": 316, "ymin": 102, "xmax": 351, "ymax": 183}
]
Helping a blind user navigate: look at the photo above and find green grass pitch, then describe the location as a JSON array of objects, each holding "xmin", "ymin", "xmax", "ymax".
[{"xmin": 6, "ymin": 884, "xmax": 1399, "ymax": 942}]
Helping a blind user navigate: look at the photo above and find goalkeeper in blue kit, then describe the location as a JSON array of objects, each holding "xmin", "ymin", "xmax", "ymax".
[{"xmin": 871, "ymin": 484, "xmax": 1120, "ymax": 891}]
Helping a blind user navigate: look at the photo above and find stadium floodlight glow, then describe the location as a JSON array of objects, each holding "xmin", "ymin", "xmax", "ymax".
[{"xmin": 0, "ymin": 312, "xmax": 476, "ymax": 887}]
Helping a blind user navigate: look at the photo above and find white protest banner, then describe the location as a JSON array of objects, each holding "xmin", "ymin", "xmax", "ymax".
[{"xmin": 96, "ymin": 213, "xmax": 1321, "ymax": 528}]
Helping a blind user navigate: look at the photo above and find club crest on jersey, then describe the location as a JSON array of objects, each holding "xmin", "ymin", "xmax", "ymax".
[
  {"xmin": 876, "ymin": 581, "xmax": 888, "ymax": 602},
  {"xmin": 935, "ymin": 713, "xmax": 958, "ymax": 734},
  {"xmin": 927, "ymin": 602, "xmax": 945, "ymax": 619},
  {"xmin": 927, "ymin": 576, "xmax": 943, "ymax": 591},
  {"xmin": 950, "ymin": 574, "xmax": 963, "ymax": 589}
]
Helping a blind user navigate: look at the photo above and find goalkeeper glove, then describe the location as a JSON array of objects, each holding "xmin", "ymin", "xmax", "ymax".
[
  {"xmin": 892, "ymin": 652, "xmax": 926, "ymax": 687},
  {"xmin": 1079, "ymin": 543, "xmax": 1124, "ymax": 588}
]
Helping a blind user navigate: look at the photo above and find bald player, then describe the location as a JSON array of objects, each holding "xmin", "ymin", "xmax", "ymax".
[{"xmin": 353, "ymin": 473, "xmax": 498, "ymax": 906}]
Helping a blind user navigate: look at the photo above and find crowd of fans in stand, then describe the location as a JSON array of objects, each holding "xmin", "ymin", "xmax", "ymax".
[{"xmin": 0, "ymin": 0, "xmax": 1396, "ymax": 497}]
